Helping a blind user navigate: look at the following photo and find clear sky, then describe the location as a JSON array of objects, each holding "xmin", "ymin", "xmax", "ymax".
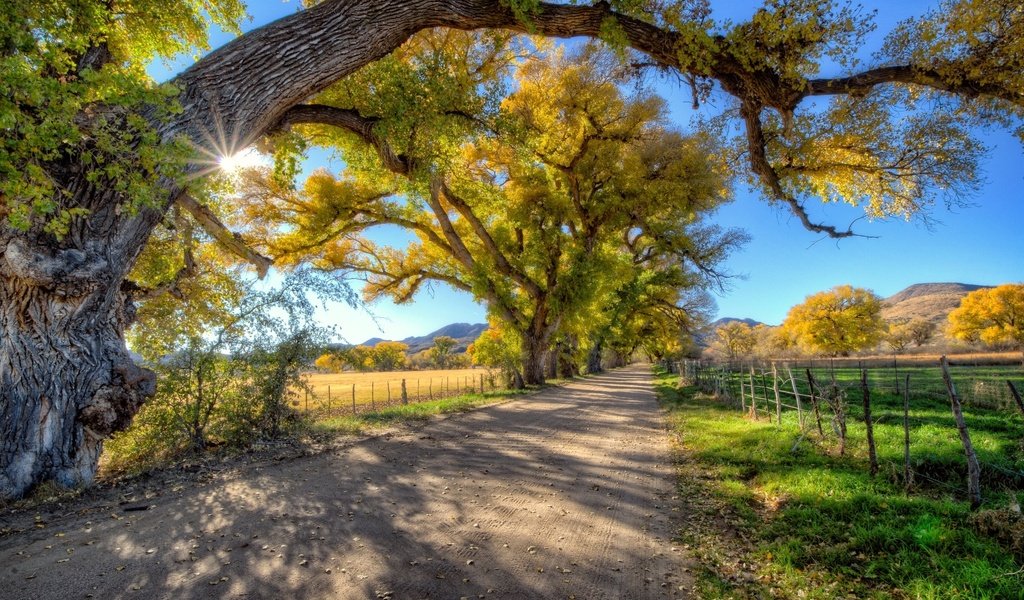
[{"xmin": 151, "ymin": 0, "xmax": 1024, "ymax": 342}]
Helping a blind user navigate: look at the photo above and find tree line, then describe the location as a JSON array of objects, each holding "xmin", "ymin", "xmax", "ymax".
[{"xmin": 709, "ymin": 283, "xmax": 1024, "ymax": 362}]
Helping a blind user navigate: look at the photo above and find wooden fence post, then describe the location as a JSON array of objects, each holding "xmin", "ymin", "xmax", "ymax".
[
  {"xmin": 748, "ymin": 367, "xmax": 758, "ymax": 420},
  {"xmin": 760, "ymin": 370, "xmax": 773, "ymax": 424},
  {"xmin": 861, "ymin": 369, "xmax": 878, "ymax": 477},
  {"xmin": 805, "ymin": 369, "xmax": 825, "ymax": 437},
  {"xmin": 1008, "ymin": 380, "xmax": 1024, "ymax": 417},
  {"xmin": 352, "ymin": 384, "xmax": 356, "ymax": 414},
  {"xmin": 786, "ymin": 366, "xmax": 803, "ymax": 430},
  {"xmin": 387, "ymin": 381, "xmax": 391, "ymax": 403},
  {"xmin": 902, "ymin": 374, "xmax": 913, "ymax": 490},
  {"xmin": 401, "ymin": 379, "xmax": 408, "ymax": 404},
  {"xmin": 327, "ymin": 385, "xmax": 332, "ymax": 412},
  {"xmin": 940, "ymin": 356, "xmax": 982, "ymax": 510},
  {"xmin": 771, "ymin": 363, "xmax": 782, "ymax": 426},
  {"xmin": 371, "ymin": 381, "xmax": 375, "ymax": 410}
]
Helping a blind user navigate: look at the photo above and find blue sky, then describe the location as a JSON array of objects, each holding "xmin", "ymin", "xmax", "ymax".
[{"xmin": 152, "ymin": 0, "xmax": 1023, "ymax": 341}]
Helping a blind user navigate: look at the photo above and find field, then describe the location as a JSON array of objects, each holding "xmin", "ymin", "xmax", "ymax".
[
  {"xmin": 299, "ymin": 367, "xmax": 502, "ymax": 412},
  {"xmin": 657, "ymin": 364, "xmax": 1024, "ymax": 598}
]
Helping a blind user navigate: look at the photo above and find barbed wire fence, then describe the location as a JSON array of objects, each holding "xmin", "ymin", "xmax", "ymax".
[{"xmin": 666, "ymin": 358, "xmax": 1024, "ymax": 508}]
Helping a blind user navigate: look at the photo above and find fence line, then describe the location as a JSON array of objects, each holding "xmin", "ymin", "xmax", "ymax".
[
  {"xmin": 299, "ymin": 371, "xmax": 505, "ymax": 418},
  {"xmin": 668, "ymin": 358, "xmax": 1024, "ymax": 507}
]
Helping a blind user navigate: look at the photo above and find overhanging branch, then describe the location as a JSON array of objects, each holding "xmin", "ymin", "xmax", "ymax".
[{"xmin": 176, "ymin": 194, "xmax": 273, "ymax": 277}]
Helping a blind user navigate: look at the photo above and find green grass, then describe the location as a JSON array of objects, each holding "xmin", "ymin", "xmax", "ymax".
[{"xmin": 655, "ymin": 370, "xmax": 1024, "ymax": 599}]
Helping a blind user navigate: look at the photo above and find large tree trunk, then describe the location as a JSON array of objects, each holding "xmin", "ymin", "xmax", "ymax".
[
  {"xmin": 0, "ymin": 237, "xmax": 156, "ymax": 497},
  {"xmin": 586, "ymin": 342, "xmax": 603, "ymax": 374},
  {"xmin": 521, "ymin": 334, "xmax": 548, "ymax": 386}
]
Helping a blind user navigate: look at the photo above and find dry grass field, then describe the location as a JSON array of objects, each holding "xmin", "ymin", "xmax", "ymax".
[{"xmin": 300, "ymin": 367, "xmax": 500, "ymax": 411}]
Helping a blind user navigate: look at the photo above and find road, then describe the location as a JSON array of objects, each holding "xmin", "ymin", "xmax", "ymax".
[{"xmin": 0, "ymin": 364, "xmax": 691, "ymax": 599}]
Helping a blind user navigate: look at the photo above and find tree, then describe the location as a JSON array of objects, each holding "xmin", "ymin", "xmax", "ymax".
[
  {"xmin": 430, "ymin": 336, "xmax": 459, "ymax": 369},
  {"xmin": 782, "ymin": 285, "xmax": 885, "ymax": 356},
  {"xmin": 314, "ymin": 353, "xmax": 344, "ymax": 373},
  {"xmin": 908, "ymin": 319, "xmax": 937, "ymax": 348},
  {"xmin": 3, "ymin": 0, "xmax": 1022, "ymax": 498},
  {"xmin": 253, "ymin": 44, "xmax": 732, "ymax": 385},
  {"xmin": 884, "ymin": 317, "xmax": 934, "ymax": 353},
  {"xmin": 369, "ymin": 341, "xmax": 409, "ymax": 372},
  {"xmin": 336, "ymin": 345, "xmax": 374, "ymax": 372},
  {"xmin": 884, "ymin": 319, "xmax": 914, "ymax": 354},
  {"xmin": 948, "ymin": 284, "xmax": 1024, "ymax": 361},
  {"xmin": 712, "ymin": 322, "xmax": 758, "ymax": 361},
  {"xmin": 468, "ymin": 320, "xmax": 524, "ymax": 388}
]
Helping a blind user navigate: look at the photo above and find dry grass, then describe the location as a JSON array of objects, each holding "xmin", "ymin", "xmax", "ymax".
[
  {"xmin": 299, "ymin": 368, "xmax": 499, "ymax": 411},
  {"xmin": 804, "ymin": 350, "xmax": 1022, "ymax": 368}
]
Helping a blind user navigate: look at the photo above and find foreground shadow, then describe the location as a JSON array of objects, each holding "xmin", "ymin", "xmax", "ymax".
[{"xmin": 0, "ymin": 365, "xmax": 687, "ymax": 599}]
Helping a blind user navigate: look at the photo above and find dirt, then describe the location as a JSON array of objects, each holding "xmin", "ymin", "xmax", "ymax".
[{"xmin": 0, "ymin": 365, "xmax": 692, "ymax": 599}]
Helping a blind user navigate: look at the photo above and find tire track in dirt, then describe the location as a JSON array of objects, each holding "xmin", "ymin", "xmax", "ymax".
[{"xmin": 0, "ymin": 364, "xmax": 691, "ymax": 599}]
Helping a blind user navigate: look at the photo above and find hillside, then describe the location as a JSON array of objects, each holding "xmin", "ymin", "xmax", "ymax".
[
  {"xmin": 709, "ymin": 317, "xmax": 764, "ymax": 329},
  {"xmin": 359, "ymin": 322, "xmax": 488, "ymax": 354},
  {"xmin": 881, "ymin": 282, "xmax": 990, "ymax": 325}
]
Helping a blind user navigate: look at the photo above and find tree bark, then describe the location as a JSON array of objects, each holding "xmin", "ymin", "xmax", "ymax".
[
  {"xmin": 521, "ymin": 334, "xmax": 547, "ymax": 386},
  {"xmin": 586, "ymin": 340, "xmax": 604, "ymax": 374},
  {"xmin": 0, "ymin": 266, "xmax": 155, "ymax": 497}
]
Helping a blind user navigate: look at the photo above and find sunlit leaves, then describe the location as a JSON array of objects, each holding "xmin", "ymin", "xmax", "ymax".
[
  {"xmin": 0, "ymin": 0, "xmax": 244, "ymax": 234},
  {"xmin": 948, "ymin": 284, "xmax": 1024, "ymax": 354},
  {"xmin": 781, "ymin": 285, "xmax": 886, "ymax": 356}
]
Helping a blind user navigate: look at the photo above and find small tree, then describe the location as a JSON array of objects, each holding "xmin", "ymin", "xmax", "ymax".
[
  {"xmin": 948, "ymin": 284, "xmax": 1024, "ymax": 362},
  {"xmin": 468, "ymin": 322, "xmax": 523, "ymax": 389},
  {"xmin": 430, "ymin": 336, "xmax": 458, "ymax": 368},
  {"xmin": 782, "ymin": 285, "xmax": 885, "ymax": 356},
  {"xmin": 907, "ymin": 318, "xmax": 937, "ymax": 348},
  {"xmin": 338, "ymin": 345, "xmax": 374, "ymax": 372},
  {"xmin": 884, "ymin": 319, "xmax": 914, "ymax": 354},
  {"xmin": 370, "ymin": 341, "xmax": 409, "ymax": 371},
  {"xmin": 711, "ymin": 322, "xmax": 757, "ymax": 361},
  {"xmin": 314, "ymin": 353, "xmax": 344, "ymax": 372}
]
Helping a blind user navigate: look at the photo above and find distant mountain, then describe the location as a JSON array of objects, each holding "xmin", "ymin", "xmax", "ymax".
[
  {"xmin": 882, "ymin": 283, "xmax": 989, "ymax": 324},
  {"xmin": 695, "ymin": 317, "xmax": 765, "ymax": 347},
  {"xmin": 709, "ymin": 317, "xmax": 764, "ymax": 329},
  {"xmin": 359, "ymin": 322, "xmax": 488, "ymax": 354},
  {"xmin": 882, "ymin": 282, "xmax": 991, "ymax": 345}
]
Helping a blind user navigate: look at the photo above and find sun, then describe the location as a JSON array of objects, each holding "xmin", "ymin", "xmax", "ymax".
[{"xmin": 218, "ymin": 147, "xmax": 266, "ymax": 174}]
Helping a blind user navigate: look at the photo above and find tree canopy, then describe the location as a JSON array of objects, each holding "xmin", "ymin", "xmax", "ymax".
[
  {"xmin": 781, "ymin": 285, "xmax": 885, "ymax": 356},
  {"xmin": 948, "ymin": 284, "xmax": 1024, "ymax": 360}
]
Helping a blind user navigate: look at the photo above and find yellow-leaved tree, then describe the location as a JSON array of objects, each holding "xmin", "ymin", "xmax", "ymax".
[
  {"xmin": 711, "ymin": 321, "xmax": 757, "ymax": 361},
  {"xmin": 782, "ymin": 285, "xmax": 885, "ymax": 357},
  {"xmin": 948, "ymin": 284, "xmax": 1024, "ymax": 362}
]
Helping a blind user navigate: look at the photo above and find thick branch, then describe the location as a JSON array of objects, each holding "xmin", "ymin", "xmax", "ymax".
[
  {"xmin": 274, "ymin": 104, "xmax": 412, "ymax": 174},
  {"xmin": 739, "ymin": 101, "xmax": 857, "ymax": 239},
  {"xmin": 808, "ymin": 65, "xmax": 1024, "ymax": 108},
  {"xmin": 176, "ymin": 194, "xmax": 273, "ymax": 278},
  {"xmin": 436, "ymin": 181, "xmax": 543, "ymax": 299}
]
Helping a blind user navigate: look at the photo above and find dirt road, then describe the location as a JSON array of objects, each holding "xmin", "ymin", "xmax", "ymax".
[{"xmin": 1, "ymin": 365, "xmax": 690, "ymax": 599}]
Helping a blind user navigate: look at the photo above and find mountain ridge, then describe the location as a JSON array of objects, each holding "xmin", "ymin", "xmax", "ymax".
[{"xmin": 358, "ymin": 322, "xmax": 488, "ymax": 354}]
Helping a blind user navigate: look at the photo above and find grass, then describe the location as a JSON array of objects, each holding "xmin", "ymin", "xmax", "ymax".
[
  {"xmin": 301, "ymin": 367, "xmax": 502, "ymax": 411},
  {"xmin": 655, "ymin": 369, "xmax": 1024, "ymax": 599}
]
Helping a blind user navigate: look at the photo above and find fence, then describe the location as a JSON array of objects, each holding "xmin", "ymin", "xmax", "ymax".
[
  {"xmin": 670, "ymin": 357, "xmax": 1024, "ymax": 509},
  {"xmin": 297, "ymin": 370, "xmax": 507, "ymax": 417}
]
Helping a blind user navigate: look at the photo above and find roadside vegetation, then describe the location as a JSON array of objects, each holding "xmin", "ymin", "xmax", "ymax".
[{"xmin": 655, "ymin": 369, "xmax": 1024, "ymax": 598}]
